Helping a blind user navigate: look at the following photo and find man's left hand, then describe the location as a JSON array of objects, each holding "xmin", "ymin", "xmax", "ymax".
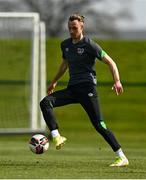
[{"xmin": 112, "ymin": 81, "xmax": 123, "ymax": 95}]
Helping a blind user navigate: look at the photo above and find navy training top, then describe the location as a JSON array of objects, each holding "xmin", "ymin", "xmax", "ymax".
[{"xmin": 61, "ymin": 36, "xmax": 105, "ymax": 86}]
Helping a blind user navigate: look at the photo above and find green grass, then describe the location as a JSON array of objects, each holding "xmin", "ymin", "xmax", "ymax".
[
  {"xmin": 0, "ymin": 40, "xmax": 31, "ymax": 127},
  {"xmin": 0, "ymin": 39, "xmax": 146, "ymax": 178},
  {"xmin": 47, "ymin": 39, "xmax": 146, "ymax": 83},
  {"xmin": 0, "ymin": 40, "xmax": 31, "ymax": 80},
  {"xmin": 0, "ymin": 85, "xmax": 30, "ymax": 128},
  {"xmin": 53, "ymin": 85, "xmax": 146, "ymax": 133},
  {"xmin": 0, "ymin": 132, "xmax": 146, "ymax": 179},
  {"xmin": 0, "ymin": 85, "xmax": 145, "ymax": 178}
]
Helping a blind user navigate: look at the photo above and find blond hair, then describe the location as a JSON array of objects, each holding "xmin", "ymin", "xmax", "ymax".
[{"xmin": 68, "ymin": 13, "xmax": 85, "ymax": 23}]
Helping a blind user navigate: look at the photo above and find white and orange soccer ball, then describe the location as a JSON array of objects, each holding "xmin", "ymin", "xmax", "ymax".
[{"xmin": 29, "ymin": 134, "xmax": 49, "ymax": 154}]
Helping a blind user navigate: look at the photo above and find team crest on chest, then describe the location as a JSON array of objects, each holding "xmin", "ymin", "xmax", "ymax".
[{"xmin": 77, "ymin": 48, "xmax": 84, "ymax": 55}]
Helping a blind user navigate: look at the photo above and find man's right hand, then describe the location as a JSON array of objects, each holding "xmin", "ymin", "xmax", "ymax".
[{"xmin": 47, "ymin": 82, "xmax": 57, "ymax": 95}]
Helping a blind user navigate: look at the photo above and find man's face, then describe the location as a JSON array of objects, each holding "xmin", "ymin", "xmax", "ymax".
[{"xmin": 68, "ymin": 20, "xmax": 83, "ymax": 39}]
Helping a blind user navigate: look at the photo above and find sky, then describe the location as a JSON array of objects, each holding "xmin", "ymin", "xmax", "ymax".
[
  {"xmin": 116, "ymin": 0, "xmax": 146, "ymax": 30},
  {"xmin": 92, "ymin": 0, "xmax": 146, "ymax": 31}
]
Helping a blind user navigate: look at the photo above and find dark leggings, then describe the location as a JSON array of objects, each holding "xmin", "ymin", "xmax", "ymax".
[{"xmin": 40, "ymin": 83, "xmax": 121, "ymax": 151}]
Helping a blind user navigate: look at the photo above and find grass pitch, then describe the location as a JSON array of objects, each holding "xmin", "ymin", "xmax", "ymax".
[
  {"xmin": 0, "ymin": 132, "xmax": 146, "ymax": 179},
  {"xmin": 0, "ymin": 39, "xmax": 146, "ymax": 178},
  {"xmin": 0, "ymin": 85, "xmax": 146, "ymax": 178}
]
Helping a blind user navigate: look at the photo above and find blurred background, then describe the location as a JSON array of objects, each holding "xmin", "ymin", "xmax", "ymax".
[
  {"xmin": 0, "ymin": 1, "xmax": 146, "ymax": 178},
  {"xmin": 0, "ymin": 0, "xmax": 145, "ymax": 137},
  {"xmin": 0, "ymin": 0, "xmax": 146, "ymax": 39},
  {"xmin": 0, "ymin": 0, "xmax": 145, "ymax": 135}
]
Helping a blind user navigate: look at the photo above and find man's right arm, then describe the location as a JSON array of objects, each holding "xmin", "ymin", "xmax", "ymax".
[{"xmin": 47, "ymin": 59, "xmax": 68, "ymax": 95}]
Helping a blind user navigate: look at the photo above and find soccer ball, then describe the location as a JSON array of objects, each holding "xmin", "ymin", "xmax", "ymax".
[{"xmin": 29, "ymin": 134, "xmax": 49, "ymax": 154}]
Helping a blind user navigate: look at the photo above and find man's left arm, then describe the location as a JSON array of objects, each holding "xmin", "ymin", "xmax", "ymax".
[{"xmin": 101, "ymin": 53, "xmax": 123, "ymax": 95}]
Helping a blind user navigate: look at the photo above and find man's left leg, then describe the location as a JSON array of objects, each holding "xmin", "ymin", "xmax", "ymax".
[{"xmin": 76, "ymin": 84, "xmax": 129, "ymax": 166}]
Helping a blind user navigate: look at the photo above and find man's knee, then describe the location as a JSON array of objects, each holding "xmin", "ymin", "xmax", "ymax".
[{"xmin": 40, "ymin": 96, "xmax": 54, "ymax": 110}]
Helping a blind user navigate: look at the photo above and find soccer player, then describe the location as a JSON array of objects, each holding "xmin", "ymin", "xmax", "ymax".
[{"xmin": 40, "ymin": 13, "xmax": 129, "ymax": 167}]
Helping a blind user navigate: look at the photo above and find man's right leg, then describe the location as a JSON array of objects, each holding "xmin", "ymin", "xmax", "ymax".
[{"xmin": 40, "ymin": 88, "xmax": 77, "ymax": 149}]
